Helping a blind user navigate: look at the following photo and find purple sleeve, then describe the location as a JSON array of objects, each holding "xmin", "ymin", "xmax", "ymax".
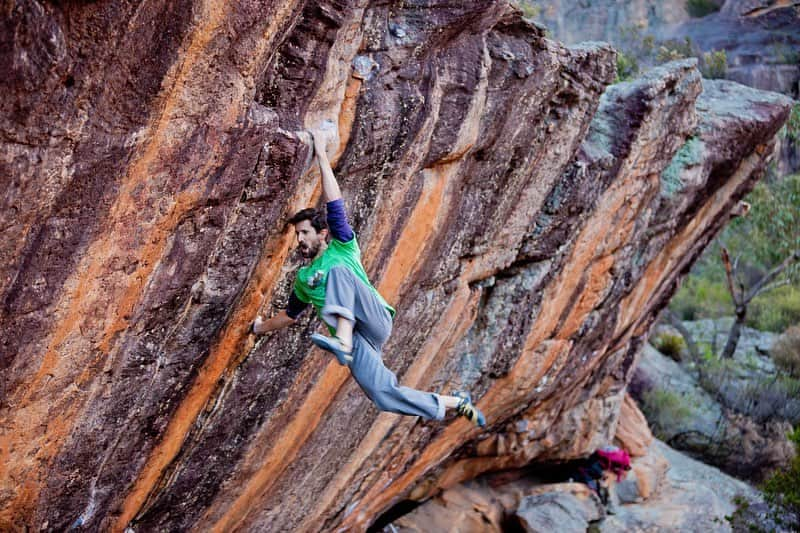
[
  {"xmin": 286, "ymin": 290, "xmax": 308, "ymax": 319},
  {"xmin": 326, "ymin": 198, "xmax": 355, "ymax": 242}
]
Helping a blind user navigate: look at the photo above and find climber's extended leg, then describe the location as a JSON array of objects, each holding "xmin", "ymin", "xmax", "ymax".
[{"xmin": 315, "ymin": 266, "xmax": 445, "ymax": 420}]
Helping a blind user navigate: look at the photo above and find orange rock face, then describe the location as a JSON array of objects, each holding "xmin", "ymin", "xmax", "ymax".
[
  {"xmin": 0, "ymin": 1, "xmax": 792, "ymax": 531},
  {"xmin": 614, "ymin": 393, "xmax": 654, "ymax": 457}
]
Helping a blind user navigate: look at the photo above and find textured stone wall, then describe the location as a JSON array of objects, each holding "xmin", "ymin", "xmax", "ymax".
[{"xmin": 0, "ymin": 1, "xmax": 792, "ymax": 531}]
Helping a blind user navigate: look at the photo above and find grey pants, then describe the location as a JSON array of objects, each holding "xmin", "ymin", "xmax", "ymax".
[{"xmin": 321, "ymin": 267, "xmax": 444, "ymax": 420}]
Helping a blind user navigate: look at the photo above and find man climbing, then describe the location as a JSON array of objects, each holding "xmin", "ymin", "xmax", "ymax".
[{"xmin": 252, "ymin": 126, "xmax": 485, "ymax": 427}]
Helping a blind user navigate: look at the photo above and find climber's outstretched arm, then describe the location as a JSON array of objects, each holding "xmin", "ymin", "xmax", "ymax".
[
  {"xmin": 253, "ymin": 310, "xmax": 295, "ymax": 335},
  {"xmin": 312, "ymin": 130, "xmax": 342, "ymax": 204}
]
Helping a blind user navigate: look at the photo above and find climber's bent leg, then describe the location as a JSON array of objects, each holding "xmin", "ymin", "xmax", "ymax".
[{"xmin": 321, "ymin": 266, "xmax": 388, "ymax": 348}]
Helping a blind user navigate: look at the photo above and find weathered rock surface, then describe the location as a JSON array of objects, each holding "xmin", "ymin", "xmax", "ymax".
[
  {"xmin": 527, "ymin": 0, "xmax": 800, "ymax": 173},
  {"xmin": 517, "ymin": 489, "xmax": 604, "ymax": 532},
  {"xmin": 390, "ymin": 421, "xmax": 760, "ymax": 532},
  {"xmin": 523, "ymin": 0, "xmax": 691, "ymax": 45},
  {"xmin": 527, "ymin": 0, "xmax": 800, "ymax": 100},
  {"xmin": 632, "ymin": 342, "xmax": 796, "ymax": 481},
  {"xmin": 529, "ymin": 0, "xmax": 800, "ymax": 176},
  {"xmin": 613, "ymin": 393, "xmax": 654, "ymax": 458},
  {"xmin": 600, "ymin": 440, "xmax": 761, "ymax": 532},
  {"xmin": 0, "ymin": 1, "xmax": 792, "ymax": 531}
]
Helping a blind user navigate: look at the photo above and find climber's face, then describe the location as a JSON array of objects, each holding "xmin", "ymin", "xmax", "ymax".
[{"xmin": 294, "ymin": 219, "xmax": 327, "ymax": 259}]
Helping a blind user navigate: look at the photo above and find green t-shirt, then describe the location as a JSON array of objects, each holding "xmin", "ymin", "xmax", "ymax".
[{"xmin": 293, "ymin": 236, "xmax": 395, "ymax": 322}]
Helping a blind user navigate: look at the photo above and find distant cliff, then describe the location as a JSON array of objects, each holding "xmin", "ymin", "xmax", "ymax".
[{"xmin": 0, "ymin": 1, "xmax": 792, "ymax": 531}]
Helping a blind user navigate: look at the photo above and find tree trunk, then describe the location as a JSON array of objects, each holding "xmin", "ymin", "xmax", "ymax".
[{"xmin": 721, "ymin": 306, "xmax": 746, "ymax": 359}]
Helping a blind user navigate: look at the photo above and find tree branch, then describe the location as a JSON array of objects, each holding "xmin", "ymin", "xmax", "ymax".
[
  {"xmin": 721, "ymin": 247, "xmax": 741, "ymax": 306},
  {"xmin": 744, "ymin": 249, "xmax": 800, "ymax": 304}
]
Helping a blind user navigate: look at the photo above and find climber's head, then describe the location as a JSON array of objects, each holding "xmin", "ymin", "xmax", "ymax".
[{"xmin": 288, "ymin": 208, "xmax": 328, "ymax": 259}]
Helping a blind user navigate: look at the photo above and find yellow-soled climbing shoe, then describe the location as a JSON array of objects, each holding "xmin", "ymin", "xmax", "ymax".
[{"xmin": 454, "ymin": 391, "xmax": 486, "ymax": 427}]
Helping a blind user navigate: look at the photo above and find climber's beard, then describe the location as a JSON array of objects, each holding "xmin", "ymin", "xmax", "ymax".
[{"xmin": 298, "ymin": 240, "xmax": 321, "ymax": 259}]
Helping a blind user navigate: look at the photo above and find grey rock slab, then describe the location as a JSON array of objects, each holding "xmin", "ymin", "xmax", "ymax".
[{"xmin": 517, "ymin": 491, "xmax": 605, "ymax": 533}]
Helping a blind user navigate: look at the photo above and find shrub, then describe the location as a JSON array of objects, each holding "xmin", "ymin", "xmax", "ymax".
[
  {"xmin": 772, "ymin": 43, "xmax": 800, "ymax": 66},
  {"xmin": 656, "ymin": 37, "xmax": 695, "ymax": 63},
  {"xmin": 651, "ymin": 332, "xmax": 687, "ymax": 361},
  {"xmin": 514, "ymin": 1, "xmax": 542, "ymax": 19},
  {"xmin": 747, "ymin": 285, "xmax": 800, "ymax": 333},
  {"xmin": 700, "ymin": 358, "xmax": 800, "ymax": 424},
  {"xmin": 616, "ymin": 51, "xmax": 640, "ymax": 82},
  {"xmin": 639, "ymin": 389, "xmax": 693, "ymax": 439},
  {"xmin": 762, "ymin": 427, "xmax": 800, "ymax": 529},
  {"xmin": 669, "ymin": 276, "xmax": 733, "ymax": 320},
  {"xmin": 700, "ymin": 49, "xmax": 727, "ymax": 79},
  {"xmin": 685, "ymin": 0, "xmax": 721, "ymax": 18},
  {"xmin": 773, "ymin": 325, "xmax": 800, "ymax": 378},
  {"xmin": 781, "ymin": 104, "xmax": 800, "ymax": 143}
]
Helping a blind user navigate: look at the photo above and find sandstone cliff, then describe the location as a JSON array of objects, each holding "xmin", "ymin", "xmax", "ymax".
[
  {"xmin": 528, "ymin": 0, "xmax": 800, "ymax": 99},
  {"xmin": 0, "ymin": 1, "xmax": 792, "ymax": 531}
]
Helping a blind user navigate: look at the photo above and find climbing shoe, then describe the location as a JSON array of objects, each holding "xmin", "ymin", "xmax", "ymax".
[
  {"xmin": 453, "ymin": 391, "xmax": 486, "ymax": 427},
  {"xmin": 311, "ymin": 333, "xmax": 353, "ymax": 366}
]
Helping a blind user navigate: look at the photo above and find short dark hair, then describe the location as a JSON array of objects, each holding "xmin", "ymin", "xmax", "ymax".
[{"xmin": 287, "ymin": 208, "xmax": 328, "ymax": 232}]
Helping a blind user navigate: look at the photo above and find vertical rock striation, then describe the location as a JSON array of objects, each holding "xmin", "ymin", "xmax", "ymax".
[{"xmin": 0, "ymin": 1, "xmax": 792, "ymax": 531}]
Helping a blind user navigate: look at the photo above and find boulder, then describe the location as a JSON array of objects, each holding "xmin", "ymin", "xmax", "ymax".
[
  {"xmin": 516, "ymin": 489, "xmax": 604, "ymax": 533},
  {"xmin": 0, "ymin": 1, "xmax": 792, "ymax": 530}
]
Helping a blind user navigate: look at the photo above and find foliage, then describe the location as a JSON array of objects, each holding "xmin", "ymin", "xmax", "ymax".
[
  {"xmin": 699, "ymin": 355, "xmax": 800, "ymax": 424},
  {"xmin": 613, "ymin": 24, "xmax": 660, "ymax": 81},
  {"xmin": 781, "ymin": 103, "xmax": 800, "ymax": 143},
  {"xmin": 670, "ymin": 275, "xmax": 733, "ymax": 320},
  {"xmin": 616, "ymin": 51, "xmax": 639, "ymax": 83},
  {"xmin": 611, "ymin": 25, "xmax": 725, "ymax": 83},
  {"xmin": 747, "ymin": 285, "xmax": 800, "ymax": 332},
  {"xmin": 771, "ymin": 42, "xmax": 800, "ymax": 66},
  {"xmin": 724, "ymin": 494, "xmax": 750, "ymax": 529},
  {"xmin": 700, "ymin": 49, "xmax": 727, "ymax": 79},
  {"xmin": 685, "ymin": 0, "xmax": 722, "ymax": 18},
  {"xmin": 512, "ymin": 1, "xmax": 541, "ymax": 19},
  {"xmin": 651, "ymin": 332, "xmax": 687, "ymax": 361},
  {"xmin": 761, "ymin": 427, "xmax": 800, "ymax": 529},
  {"xmin": 724, "ymin": 174, "xmax": 800, "ymax": 283},
  {"xmin": 639, "ymin": 388, "xmax": 693, "ymax": 439},
  {"xmin": 655, "ymin": 37, "xmax": 695, "ymax": 63},
  {"xmin": 773, "ymin": 325, "xmax": 800, "ymax": 377},
  {"xmin": 671, "ymin": 172, "xmax": 800, "ymax": 361}
]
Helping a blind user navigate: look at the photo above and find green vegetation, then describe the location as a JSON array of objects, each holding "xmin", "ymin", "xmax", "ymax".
[
  {"xmin": 773, "ymin": 325, "xmax": 800, "ymax": 378},
  {"xmin": 652, "ymin": 332, "xmax": 687, "ymax": 360},
  {"xmin": 615, "ymin": 51, "xmax": 639, "ymax": 83},
  {"xmin": 771, "ymin": 42, "xmax": 800, "ymax": 66},
  {"xmin": 511, "ymin": 1, "xmax": 542, "ymax": 19},
  {"xmin": 725, "ymin": 174, "xmax": 800, "ymax": 276},
  {"xmin": 655, "ymin": 37, "xmax": 696, "ymax": 63},
  {"xmin": 747, "ymin": 285, "xmax": 800, "ymax": 332},
  {"xmin": 671, "ymin": 174, "xmax": 800, "ymax": 332},
  {"xmin": 670, "ymin": 276, "xmax": 733, "ymax": 321},
  {"xmin": 685, "ymin": 0, "xmax": 721, "ymax": 18},
  {"xmin": 639, "ymin": 389, "xmax": 693, "ymax": 439},
  {"xmin": 781, "ymin": 103, "xmax": 800, "ymax": 143},
  {"xmin": 762, "ymin": 427, "xmax": 800, "ymax": 529},
  {"xmin": 611, "ymin": 25, "xmax": 728, "ymax": 82},
  {"xmin": 725, "ymin": 495, "xmax": 748, "ymax": 529},
  {"xmin": 700, "ymin": 49, "xmax": 727, "ymax": 79},
  {"xmin": 695, "ymin": 349, "xmax": 800, "ymax": 423}
]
